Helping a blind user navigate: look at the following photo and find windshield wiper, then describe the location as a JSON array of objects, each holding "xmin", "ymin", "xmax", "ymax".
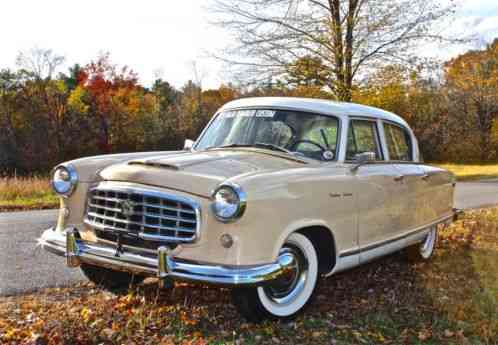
[
  {"xmin": 206, "ymin": 143, "xmax": 252, "ymax": 150},
  {"xmin": 253, "ymin": 142, "xmax": 294, "ymax": 155},
  {"xmin": 206, "ymin": 143, "xmax": 295, "ymax": 156}
]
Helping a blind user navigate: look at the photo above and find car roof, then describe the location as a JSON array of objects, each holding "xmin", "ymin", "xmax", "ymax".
[{"xmin": 219, "ymin": 97, "xmax": 410, "ymax": 128}]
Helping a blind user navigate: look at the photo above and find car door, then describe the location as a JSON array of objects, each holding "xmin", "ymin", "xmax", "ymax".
[
  {"xmin": 417, "ymin": 164, "xmax": 454, "ymax": 223},
  {"xmin": 346, "ymin": 119, "xmax": 404, "ymax": 263},
  {"xmin": 383, "ymin": 122, "xmax": 426, "ymax": 231}
]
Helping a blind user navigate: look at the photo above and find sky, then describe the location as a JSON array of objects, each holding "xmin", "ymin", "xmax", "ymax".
[{"xmin": 0, "ymin": 0, "xmax": 497, "ymax": 89}]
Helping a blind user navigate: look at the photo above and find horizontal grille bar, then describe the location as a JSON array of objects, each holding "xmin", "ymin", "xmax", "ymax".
[
  {"xmin": 88, "ymin": 203, "xmax": 196, "ymax": 224},
  {"xmin": 87, "ymin": 212, "xmax": 196, "ymax": 233},
  {"xmin": 91, "ymin": 196, "xmax": 196, "ymax": 214},
  {"xmin": 84, "ymin": 183, "xmax": 200, "ymax": 248}
]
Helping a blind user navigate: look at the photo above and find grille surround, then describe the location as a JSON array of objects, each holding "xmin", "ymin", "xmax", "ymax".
[{"xmin": 84, "ymin": 182, "xmax": 201, "ymax": 245}]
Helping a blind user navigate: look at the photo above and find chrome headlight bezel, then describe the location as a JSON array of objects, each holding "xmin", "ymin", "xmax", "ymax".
[
  {"xmin": 211, "ymin": 183, "xmax": 247, "ymax": 223},
  {"xmin": 51, "ymin": 164, "xmax": 78, "ymax": 197}
]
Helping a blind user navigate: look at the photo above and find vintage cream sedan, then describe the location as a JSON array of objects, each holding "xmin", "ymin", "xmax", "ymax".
[{"xmin": 39, "ymin": 97, "xmax": 456, "ymax": 321}]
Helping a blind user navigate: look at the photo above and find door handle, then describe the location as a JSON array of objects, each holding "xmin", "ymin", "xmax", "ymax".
[{"xmin": 394, "ymin": 174, "xmax": 404, "ymax": 182}]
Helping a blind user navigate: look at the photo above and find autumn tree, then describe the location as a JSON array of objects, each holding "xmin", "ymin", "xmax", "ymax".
[
  {"xmin": 210, "ymin": 0, "xmax": 456, "ymax": 101},
  {"xmin": 354, "ymin": 64, "xmax": 452, "ymax": 161},
  {"xmin": 0, "ymin": 70, "xmax": 22, "ymax": 172},
  {"xmin": 78, "ymin": 53, "xmax": 142, "ymax": 152},
  {"xmin": 179, "ymin": 81, "xmax": 204, "ymax": 140},
  {"xmin": 283, "ymin": 56, "xmax": 331, "ymax": 88},
  {"xmin": 445, "ymin": 39, "xmax": 498, "ymax": 161},
  {"xmin": 201, "ymin": 85, "xmax": 239, "ymax": 119}
]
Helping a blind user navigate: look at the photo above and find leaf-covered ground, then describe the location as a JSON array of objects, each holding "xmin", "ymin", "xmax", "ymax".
[{"xmin": 1, "ymin": 208, "xmax": 497, "ymax": 345}]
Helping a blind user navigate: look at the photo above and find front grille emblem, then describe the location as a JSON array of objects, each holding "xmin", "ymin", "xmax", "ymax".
[{"xmin": 120, "ymin": 200, "xmax": 135, "ymax": 217}]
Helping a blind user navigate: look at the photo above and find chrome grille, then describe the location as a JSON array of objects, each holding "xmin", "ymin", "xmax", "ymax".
[{"xmin": 84, "ymin": 183, "xmax": 200, "ymax": 244}]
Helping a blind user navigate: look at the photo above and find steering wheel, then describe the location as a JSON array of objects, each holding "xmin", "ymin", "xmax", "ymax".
[{"xmin": 289, "ymin": 139, "xmax": 327, "ymax": 153}]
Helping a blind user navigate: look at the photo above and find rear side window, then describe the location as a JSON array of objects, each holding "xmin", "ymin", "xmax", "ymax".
[
  {"xmin": 384, "ymin": 123, "xmax": 412, "ymax": 161},
  {"xmin": 346, "ymin": 120, "xmax": 383, "ymax": 160}
]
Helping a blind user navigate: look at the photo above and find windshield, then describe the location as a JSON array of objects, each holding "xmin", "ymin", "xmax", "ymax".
[{"xmin": 195, "ymin": 109, "xmax": 339, "ymax": 161}]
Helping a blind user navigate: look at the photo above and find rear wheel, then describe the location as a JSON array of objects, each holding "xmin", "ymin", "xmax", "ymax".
[
  {"xmin": 231, "ymin": 232, "xmax": 318, "ymax": 322},
  {"xmin": 80, "ymin": 264, "xmax": 146, "ymax": 291},
  {"xmin": 407, "ymin": 226, "xmax": 438, "ymax": 261}
]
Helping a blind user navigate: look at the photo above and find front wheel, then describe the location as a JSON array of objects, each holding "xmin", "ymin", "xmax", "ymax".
[{"xmin": 231, "ymin": 232, "xmax": 319, "ymax": 322}]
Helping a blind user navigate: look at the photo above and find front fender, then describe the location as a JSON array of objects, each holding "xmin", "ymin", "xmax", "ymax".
[{"xmin": 273, "ymin": 219, "xmax": 337, "ymax": 261}]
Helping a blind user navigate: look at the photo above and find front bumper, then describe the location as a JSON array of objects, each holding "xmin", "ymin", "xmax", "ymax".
[{"xmin": 38, "ymin": 227, "xmax": 290, "ymax": 286}]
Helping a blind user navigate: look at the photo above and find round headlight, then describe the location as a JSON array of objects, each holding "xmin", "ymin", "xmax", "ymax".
[
  {"xmin": 51, "ymin": 165, "xmax": 78, "ymax": 196},
  {"xmin": 212, "ymin": 184, "xmax": 246, "ymax": 222}
]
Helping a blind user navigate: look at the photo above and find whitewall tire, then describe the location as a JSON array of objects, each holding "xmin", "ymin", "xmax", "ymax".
[{"xmin": 231, "ymin": 232, "xmax": 319, "ymax": 322}]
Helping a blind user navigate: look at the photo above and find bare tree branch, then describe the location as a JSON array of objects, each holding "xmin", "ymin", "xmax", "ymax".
[{"xmin": 208, "ymin": 0, "xmax": 459, "ymax": 101}]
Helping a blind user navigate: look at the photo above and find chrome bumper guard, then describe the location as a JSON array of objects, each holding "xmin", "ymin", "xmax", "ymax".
[{"xmin": 38, "ymin": 227, "xmax": 289, "ymax": 287}]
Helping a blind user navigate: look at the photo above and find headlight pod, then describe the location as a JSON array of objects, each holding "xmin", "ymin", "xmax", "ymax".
[
  {"xmin": 51, "ymin": 164, "xmax": 78, "ymax": 197},
  {"xmin": 211, "ymin": 183, "xmax": 246, "ymax": 223}
]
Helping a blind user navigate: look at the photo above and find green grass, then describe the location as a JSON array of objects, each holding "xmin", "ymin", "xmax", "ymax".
[
  {"xmin": 435, "ymin": 163, "xmax": 498, "ymax": 181},
  {"xmin": 1, "ymin": 208, "xmax": 497, "ymax": 344},
  {"xmin": 0, "ymin": 176, "xmax": 58, "ymax": 211}
]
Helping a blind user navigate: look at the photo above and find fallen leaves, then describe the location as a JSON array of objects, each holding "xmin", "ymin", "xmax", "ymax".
[{"xmin": 0, "ymin": 208, "xmax": 497, "ymax": 344}]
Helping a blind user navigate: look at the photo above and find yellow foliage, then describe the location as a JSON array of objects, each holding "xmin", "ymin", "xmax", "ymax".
[{"xmin": 67, "ymin": 86, "xmax": 89, "ymax": 114}]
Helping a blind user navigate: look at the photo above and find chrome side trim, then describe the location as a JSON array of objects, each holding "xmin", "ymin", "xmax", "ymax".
[
  {"xmin": 39, "ymin": 227, "xmax": 289, "ymax": 287},
  {"xmin": 339, "ymin": 212, "xmax": 454, "ymax": 258}
]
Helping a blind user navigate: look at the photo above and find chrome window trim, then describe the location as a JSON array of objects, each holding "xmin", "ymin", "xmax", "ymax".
[
  {"xmin": 345, "ymin": 117, "xmax": 385, "ymax": 162},
  {"xmin": 84, "ymin": 181, "xmax": 202, "ymax": 244},
  {"xmin": 381, "ymin": 120, "xmax": 414, "ymax": 162}
]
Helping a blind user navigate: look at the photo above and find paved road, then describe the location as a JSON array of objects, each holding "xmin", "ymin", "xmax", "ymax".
[
  {"xmin": 0, "ymin": 210, "xmax": 84, "ymax": 296},
  {"xmin": 454, "ymin": 179, "xmax": 498, "ymax": 210},
  {"xmin": 1, "ymin": 181, "xmax": 497, "ymax": 296}
]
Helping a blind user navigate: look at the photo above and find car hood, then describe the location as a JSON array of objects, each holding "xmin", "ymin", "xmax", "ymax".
[{"xmin": 98, "ymin": 149, "xmax": 306, "ymax": 198}]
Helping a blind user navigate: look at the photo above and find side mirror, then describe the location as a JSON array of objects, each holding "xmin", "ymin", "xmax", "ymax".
[
  {"xmin": 351, "ymin": 152, "xmax": 376, "ymax": 172},
  {"xmin": 183, "ymin": 139, "xmax": 194, "ymax": 151}
]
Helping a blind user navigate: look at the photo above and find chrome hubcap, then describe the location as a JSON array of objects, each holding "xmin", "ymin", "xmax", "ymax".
[{"xmin": 264, "ymin": 246, "xmax": 308, "ymax": 305}]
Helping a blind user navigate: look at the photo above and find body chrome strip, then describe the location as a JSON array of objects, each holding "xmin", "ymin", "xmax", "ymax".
[{"xmin": 339, "ymin": 213, "xmax": 454, "ymax": 258}]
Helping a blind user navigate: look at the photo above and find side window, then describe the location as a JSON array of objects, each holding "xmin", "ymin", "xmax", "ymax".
[
  {"xmin": 384, "ymin": 123, "xmax": 412, "ymax": 161},
  {"xmin": 346, "ymin": 120, "xmax": 383, "ymax": 160}
]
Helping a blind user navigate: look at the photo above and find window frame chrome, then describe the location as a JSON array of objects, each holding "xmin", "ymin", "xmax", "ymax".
[
  {"xmin": 381, "ymin": 120, "xmax": 415, "ymax": 162},
  {"xmin": 344, "ymin": 116, "xmax": 385, "ymax": 162}
]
